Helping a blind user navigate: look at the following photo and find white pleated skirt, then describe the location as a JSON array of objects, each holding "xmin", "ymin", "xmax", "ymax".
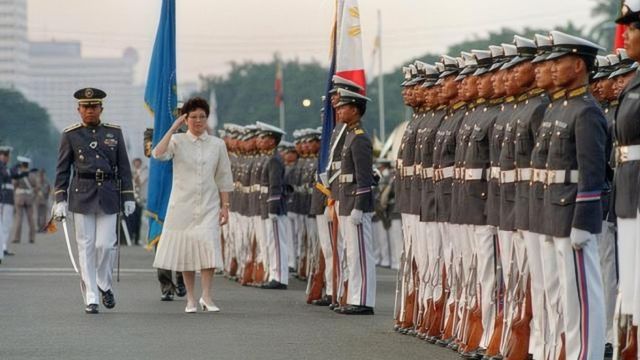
[{"xmin": 153, "ymin": 226, "xmax": 223, "ymax": 272}]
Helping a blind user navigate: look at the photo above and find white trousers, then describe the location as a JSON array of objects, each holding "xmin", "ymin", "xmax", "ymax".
[
  {"xmin": 339, "ymin": 213, "xmax": 376, "ymax": 307},
  {"xmin": 523, "ymin": 230, "xmax": 545, "ymax": 360},
  {"xmin": 540, "ymin": 234, "xmax": 563, "ymax": 360},
  {"xmin": 426, "ymin": 222, "xmax": 443, "ymax": 302},
  {"xmin": 333, "ymin": 204, "xmax": 347, "ymax": 300},
  {"xmin": 415, "ymin": 221, "xmax": 430, "ymax": 305},
  {"xmin": 253, "ymin": 216, "xmax": 267, "ymax": 269},
  {"xmin": 474, "ymin": 225, "xmax": 497, "ymax": 349},
  {"xmin": 286, "ymin": 213, "xmax": 298, "ymax": 269},
  {"xmin": 73, "ymin": 212, "xmax": 117, "ymax": 305},
  {"xmin": 617, "ymin": 216, "xmax": 636, "ymax": 317},
  {"xmin": 316, "ymin": 214, "xmax": 334, "ymax": 296},
  {"xmin": 372, "ymin": 220, "xmax": 391, "ymax": 267},
  {"xmin": 265, "ymin": 215, "xmax": 289, "ymax": 285},
  {"xmin": 0, "ymin": 204, "xmax": 14, "ymax": 260},
  {"xmin": 553, "ymin": 234, "xmax": 606, "ymax": 360},
  {"xmin": 598, "ymin": 221, "xmax": 617, "ymax": 343},
  {"xmin": 388, "ymin": 219, "xmax": 402, "ymax": 270},
  {"xmin": 238, "ymin": 214, "xmax": 253, "ymax": 274},
  {"xmin": 305, "ymin": 217, "xmax": 318, "ymax": 276}
]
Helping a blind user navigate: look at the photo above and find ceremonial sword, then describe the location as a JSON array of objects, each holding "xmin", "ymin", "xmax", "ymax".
[{"xmin": 61, "ymin": 218, "xmax": 79, "ymax": 273}]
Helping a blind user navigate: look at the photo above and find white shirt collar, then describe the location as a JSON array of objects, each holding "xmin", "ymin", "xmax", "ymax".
[{"xmin": 186, "ymin": 130, "xmax": 209, "ymax": 142}]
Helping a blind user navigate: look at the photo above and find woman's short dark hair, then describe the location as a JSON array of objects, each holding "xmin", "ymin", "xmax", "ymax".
[{"xmin": 181, "ymin": 97, "xmax": 210, "ymax": 117}]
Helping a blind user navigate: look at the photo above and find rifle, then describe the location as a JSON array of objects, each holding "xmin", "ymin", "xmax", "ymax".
[
  {"xmin": 426, "ymin": 260, "xmax": 447, "ymax": 339},
  {"xmin": 621, "ymin": 324, "xmax": 638, "ymax": 360},
  {"xmin": 116, "ymin": 176, "xmax": 122, "ymax": 282},
  {"xmin": 461, "ymin": 254, "xmax": 483, "ymax": 353},
  {"xmin": 504, "ymin": 276, "xmax": 532, "ymax": 360},
  {"xmin": 393, "ymin": 248, "xmax": 406, "ymax": 327},
  {"xmin": 328, "ymin": 200, "xmax": 339, "ymax": 307},
  {"xmin": 484, "ymin": 233, "xmax": 504, "ymax": 357}
]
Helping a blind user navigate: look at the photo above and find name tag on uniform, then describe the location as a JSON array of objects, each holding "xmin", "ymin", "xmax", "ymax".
[
  {"xmin": 628, "ymin": 92, "xmax": 640, "ymax": 100},
  {"xmin": 555, "ymin": 120, "xmax": 568, "ymax": 128},
  {"xmin": 541, "ymin": 122, "xmax": 552, "ymax": 128}
]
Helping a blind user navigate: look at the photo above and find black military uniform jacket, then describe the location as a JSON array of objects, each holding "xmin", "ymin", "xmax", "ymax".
[
  {"xmin": 433, "ymin": 102, "xmax": 466, "ymax": 223},
  {"xmin": 54, "ymin": 122, "xmax": 134, "ymax": 214},
  {"xmin": 543, "ymin": 86, "xmax": 607, "ymax": 237},
  {"xmin": 419, "ymin": 106, "xmax": 445, "ymax": 223},
  {"xmin": 604, "ymin": 100, "xmax": 617, "ymax": 223},
  {"xmin": 409, "ymin": 110, "xmax": 428, "ymax": 216},
  {"xmin": 338, "ymin": 123, "xmax": 374, "ymax": 215},
  {"xmin": 529, "ymin": 90, "xmax": 566, "ymax": 235},
  {"xmin": 514, "ymin": 89, "xmax": 549, "ymax": 231},
  {"xmin": 396, "ymin": 111, "xmax": 421, "ymax": 214},
  {"xmin": 463, "ymin": 99, "xmax": 502, "ymax": 226},
  {"xmin": 615, "ymin": 72, "xmax": 640, "ymax": 219},
  {"xmin": 307, "ymin": 155, "xmax": 326, "ymax": 216},
  {"xmin": 229, "ymin": 152, "xmax": 239, "ymax": 213},
  {"xmin": 0, "ymin": 162, "xmax": 18, "ymax": 205},
  {"xmin": 328, "ymin": 123, "xmax": 347, "ymax": 202},
  {"xmin": 250, "ymin": 154, "xmax": 267, "ymax": 218},
  {"xmin": 260, "ymin": 150, "xmax": 287, "ymax": 218},
  {"xmin": 487, "ymin": 96, "xmax": 514, "ymax": 227},
  {"xmin": 284, "ymin": 161, "xmax": 300, "ymax": 214},
  {"xmin": 241, "ymin": 154, "xmax": 255, "ymax": 217},
  {"xmin": 298, "ymin": 156, "xmax": 316, "ymax": 216}
]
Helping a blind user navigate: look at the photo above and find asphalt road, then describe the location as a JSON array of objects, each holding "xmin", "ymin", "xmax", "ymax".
[{"xmin": 0, "ymin": 228, "xmax": 460, "ymax": 360}]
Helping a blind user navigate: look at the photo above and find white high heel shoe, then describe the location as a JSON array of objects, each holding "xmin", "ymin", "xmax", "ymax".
[
  {"xmin": 185, "ymin": 301, "xmax": 197, "ymax": 313},
  {"xmin": 199, "ymin": 298, "xmax": 220, "ymax": 312}
]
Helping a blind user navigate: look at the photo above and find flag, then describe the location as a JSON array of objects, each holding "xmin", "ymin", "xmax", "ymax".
[
  {"xmin": 144, "ymin": 0, "xmax": 177, "ymax": 248},
  {"xmin": 318, "ymin": 0, "xmax": 339, "ymax": 177},
  {"xmin": 335, "ymin": 0, "xmax": 367, "ymax": 94},
  {"xmin": 615, "ymin": 0, "xmax": 626, "ymax": 49},
  {"xmin": 275, "ymin": 59, "xmax": 284, "ymax": 107}
]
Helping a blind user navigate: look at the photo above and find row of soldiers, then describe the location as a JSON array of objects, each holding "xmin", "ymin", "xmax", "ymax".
[
  {"xmin": 392, "ymin": 27, "xmax": 639, "ymax": 360},
  {"xmin": 0, "ymin": 148, "xmax": 52, "ymax": 263},
  {"xmin": 218, "ymin": 82, "xmax": 379, "ymax": 315}
]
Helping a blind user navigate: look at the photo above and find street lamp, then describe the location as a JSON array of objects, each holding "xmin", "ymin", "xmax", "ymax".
[{"xmin": 302, "ymin": 99, "xmax": 311, "ymax": 107}]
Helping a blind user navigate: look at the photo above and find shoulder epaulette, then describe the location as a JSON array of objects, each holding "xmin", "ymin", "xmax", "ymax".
[
  {"xmin": 63, "ymin": 123, "xmax": 82, "ymax": 133},
  {"xmin": 355, "ymin": 129, "xmax": 365, "ymax": 135},
  {"xmin": 103, "ymin": 123, "xmax": 121, "ymax": 129}
]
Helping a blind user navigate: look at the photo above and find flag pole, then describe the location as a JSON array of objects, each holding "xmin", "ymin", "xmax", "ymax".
[
  {"xmin": 279, "ymin": 100, "xmax": 285, "ymax": 131},
  {"xmin": 377, "ymin": 9, "xmax": 385, "ymax": 142}
]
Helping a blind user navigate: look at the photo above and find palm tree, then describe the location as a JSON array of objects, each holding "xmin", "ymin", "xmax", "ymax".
[{"xmin": 589, "ymin": 0, "xmax": 622, "ymax": 50}]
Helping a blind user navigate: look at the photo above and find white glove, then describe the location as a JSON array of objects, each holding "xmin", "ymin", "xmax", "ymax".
[
  {"xmin": 268, "ymin": 213, "xmax": 277, "ymax": 220},
  {"xmin": 53, "ymin": 201, "xmax": 68, "ymax": 220},
  {"xmin": 570, "ymin": 227, "xmax": 593, "ymax": 250},
  {"xmin": 350, "ymin": 209, "xmax": 363, "ymax": 225},
  {"xmin": 124, "ymin": 201, "xmax": 136, "ymax": 217}
]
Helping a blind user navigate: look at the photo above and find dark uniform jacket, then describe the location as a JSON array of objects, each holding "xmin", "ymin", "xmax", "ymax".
[
  {"xmin": 284, "ymin": 162, "xmax": 299, "ymax": 214},
  {"xmin": 433, "ymin": 102, "xmax": 466, "ymax": 223},
  {"xmin": 452, "ymin": 101, "xmax": 482, "ymax": 225},
  {"xmin": 338, "ymin": 123, "xmax": 374, "ymax": 215},
  {"xmin": 543, "ymin": 86, "xmax": 607, "ymax": 237},
  {"xmin": 308, "ymin": 155, "xmax": 326, "ymax": 216},
  {"xmin": 529, "ymin": 90, "xmax": 566, "ymax": 235},
  {"xmin": 487, "ymin": 96, "xmax": 514, "ymax": 227},
  {"xmin": 0, "ymin": 162, "xmax": 18, "ymax": 205},
  {"xmin": 229, "ymin": 152, "xmax": 239, "ymax": 213},
  {"xmin": 463, "ymin": 99, "xmax": 502, "ymax": 226},
  {"xmin": 603, "ymin": 100, "xmax": 617, "ymax": 223},
  {"xmin": 419, "ymin": 107, "xmax": 445, "ymax": 223},
  {"xmin": 614, "ymin": 72, "xmax": 640, "ymax": 219},
  {"xmin": 409, "ymin": 111, "xmax": 428, "ymax": 216},
  {"xmin": 396, "ymin": 112, "xmax": 421, "ymax": 214},
  {"xmin": 54, "ymin": 122, "xmax": 134, "ymax": 214},
  {"xmin": 260, "ymin": 150, "xmax": 287, "ymax": 218},
  {"xmin": 328, "ymin": 123, "xmax": 347, "ymax": 202},
  {"xmin": 514, "ymin": 89, "xmax": 549, "ymax": 231}
]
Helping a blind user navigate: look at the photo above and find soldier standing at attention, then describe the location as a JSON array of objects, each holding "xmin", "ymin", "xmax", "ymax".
[
  {"xmin": 53, "ymin": 88, "xmax": 136, "ymax": 314},
  {"xmin": 334, "ymin": 88, "xmax": 375, "ymax": 315},
  {"xmin": 542, "ymin": 31, "xmax": 607, "ymax": 359},
  {"xmin": 10, "ymin": 156, "xmax": 37, "ymax": 244},
  {"xmin": 0, "ymin": 146, "xmax": 16, "ymax": 261}
]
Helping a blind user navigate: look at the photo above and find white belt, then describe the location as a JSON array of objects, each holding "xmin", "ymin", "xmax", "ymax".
[
  {"xmin": 546, "ymin": 170, "xmax": 579, "ymax": 185},
  {"xmin": 415, "ymin": 164, "xmax": 423, "ymax": 175},
  {"xmin": 500, "ymin": 169, "xmax": 517, "ymax": 184},
  {"xmin": 616, "ymin": 145, "xmax": 640, "ymax": 163},
  {"xmin": 1, "ymin": 183, "xmax": 13, "ymax": 190},
  {"xmin": 465, "ymin": 168, "xmax": 486, "ymax": 181},
  {"xmin": 251, "ymin": 184, "xmax": 261, "ymax": 192},
  {"xmin": 330, "ymin": 161, "xmax": 341, "ymax": 170},
  {"xmin": 422, "ymin": 167, "xmax": 434, "ymax": 179},
  {"xmin": 517, "ymin": 168, "xmax": 532, "ymax": 182},
  {"xmin": 532, "ymin": 169, "xmax": 547, "ymax": 183},
  {"xmin": 490, "ymin": 166, "xmax": 500, "ymax": 180},
  {"xmin": 339, "ymin": 174, "xmax": 354, "ymax": 183},
  {"xmin": 260, "ymin": 186, "xmax": 268, "ymax": 194},
  {"xmin": 15, "ymin": 188, "xmax": 32, "ymax": 195},
  {"xmin": 403, "ymin": 166, "xmax": 415, "ymax": 177},
  {"xmin": 454, "ymin": 167, "xmax": 464, "ymax": 180},
  {"xmin": 435, "ymin": 166, "xmax": 454, "ymax": 181}
]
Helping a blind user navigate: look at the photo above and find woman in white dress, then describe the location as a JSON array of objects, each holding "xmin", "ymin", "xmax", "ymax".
[{"xmin": 151, "ymin": 97, "xmax": 234, "ymax": 313}]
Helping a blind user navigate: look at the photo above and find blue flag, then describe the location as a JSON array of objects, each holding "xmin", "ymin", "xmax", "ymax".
[
  {"xmin": 144, "ymin": 0, "xmax": 177, "ymax": 246},
  {"xmin": 318, "ymin": 15, "xmax": 338, "ymax": 177}
]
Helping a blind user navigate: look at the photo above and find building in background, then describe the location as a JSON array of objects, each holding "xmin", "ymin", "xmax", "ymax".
[{"xmin": 0, "ymin": 0, "xmax": 29, "ymax": 95}]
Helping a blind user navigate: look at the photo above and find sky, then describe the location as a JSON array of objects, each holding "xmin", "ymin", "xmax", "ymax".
[{"xmin": 27, "ymin": 0, "xmax": 598, "ymax": 85}]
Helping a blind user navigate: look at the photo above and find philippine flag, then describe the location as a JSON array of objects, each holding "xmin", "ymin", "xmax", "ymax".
[{"xmin": 335, "ymin": 0, "xmax": 367, "ymax": 95}]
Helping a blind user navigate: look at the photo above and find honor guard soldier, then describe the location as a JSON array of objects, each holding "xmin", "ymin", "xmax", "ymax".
[
  {"xmin": 334, "ymin": 88, "xmax": 375, "ymax": 315},
  {"xmin": 0, "ymin": 146, "xmax": 16, "ymax": 262},
  {"xmin": 614, "ymin": 2, "xmax": 640, "ymax": 354},
  {"xmin": 10, "ymin": 156, "xmax": 38, "ymax": 245},
  {"xmin": 53, "ymin": 88, "xmax": 136, "ymax": 314},
  {"xmin": 256, "ymin": 121, "xmax": 289, "ymax": 290},
  {"xmin": 542, "ymin": 30, "xmax": 607, "ymax": 359}
]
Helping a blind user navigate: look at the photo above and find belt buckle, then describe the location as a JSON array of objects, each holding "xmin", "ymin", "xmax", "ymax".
[
  {"xmin": 547, "ymin": 171, "xmax": 555, "ymax": 185},
  {"xmin": 95, "ymin": 169, "xmax": 104, "ymax": 182},
  {"xmin": 618, "ymin": 147, "xmax": 628, "ymax": 162}
]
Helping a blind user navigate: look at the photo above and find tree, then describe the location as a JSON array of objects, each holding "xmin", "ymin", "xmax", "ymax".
[
  {"xmin": 0, "ymin": 89, "xmax": 60, "ymax": 177},
  {"xmin": 589, "ymin": 0, "xmax": 621, "ymax": 50}
]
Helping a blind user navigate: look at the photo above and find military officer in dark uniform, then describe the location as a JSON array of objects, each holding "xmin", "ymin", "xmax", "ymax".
[
  {"xmin": 53, "ymin": 88, "xmax": 136, "ymax": 314},
  {"xmin": 0, "ymin": 146, "xmax": 17, "ymax": 262},
  {"xmin": 542, "ymin": 31, "xmax": 607, "ymax": 358},
  {"xmin": 334, "ymin": 88, "xmax": 375, "ymax": 315},
  {"xmin": 614, "ymin": 2, "xmax": 640, "ymax": 352}
]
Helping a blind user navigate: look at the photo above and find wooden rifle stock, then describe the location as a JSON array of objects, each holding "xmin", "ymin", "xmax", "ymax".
[
  {"xmin": 427, "ymin": 265, "xmax": 447, "ymax": 338},
  {"xmin": 504, "ymin": 276, "xmax": 532, "ymax": 360},
  {"xmin": 306, "ymin": 252, "xmax": 325, "ymax": 304},
  {"xmin": 621, "ymin": 325, "xmax": 638, "ymax": 360}
]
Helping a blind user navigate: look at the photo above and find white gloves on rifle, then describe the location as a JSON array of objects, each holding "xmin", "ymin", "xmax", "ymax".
[
  {"xmin": 124, "ymin": 201, "xmax": 136, "ymax": 217},
  {"xmin": 570, "ymin": 227, "xmax": 593, "ymax": 250},
  {"xmin": 268, "ymin": 213, "xmax": 277, "ymax": 220},
  {"xmin": 350, "ymin": 209, "xmax": 363, "ymax": 225},
  {"xmin": 53, "ymin": 201, "xmax": 68, "ymax": 220}
]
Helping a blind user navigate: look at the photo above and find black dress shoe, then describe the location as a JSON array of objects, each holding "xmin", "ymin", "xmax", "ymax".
[
  {"xmin": 175, "ymin": 283, "xmax": 187, "ymax": 297},
  {"xmin": 329, "ymin": 303, "xmax": 338, "ymax": 310},
  {"xmin": 311, "ymin": 295, "xmax": 332, "ymax": 306},
  {"xmin": 99, "ymin": 288, "xmax": 116, "ymax": 309},
  {"xmin": 436, "ymin": 337, "xmax": 453, "ymax": 347},
  {"xmin": 261, "ymin": 280, "xmax": 287, "ymax": 290},
  {"xmin": 85, "ymin": 304, "xmax": 99, "ymax": 314},
  {"xmin": 4, "ymin": 250, "xmax": 14, "ymax": 256},
  {"xmin": 160, "ymin": 291, "xmax": 174, "ymax": 301},
  {"xmin": 335, "ymin": 305, "xmax": 374, "ymax": 315},
  {"xmin": 604, "ymin": 343, "xmax": 613, "ymax": 358}
]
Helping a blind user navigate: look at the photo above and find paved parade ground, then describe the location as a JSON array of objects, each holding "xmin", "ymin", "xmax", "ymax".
[{"xmin": 0, "ymin": 230, "xmax": 458, "ymax": 360}]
